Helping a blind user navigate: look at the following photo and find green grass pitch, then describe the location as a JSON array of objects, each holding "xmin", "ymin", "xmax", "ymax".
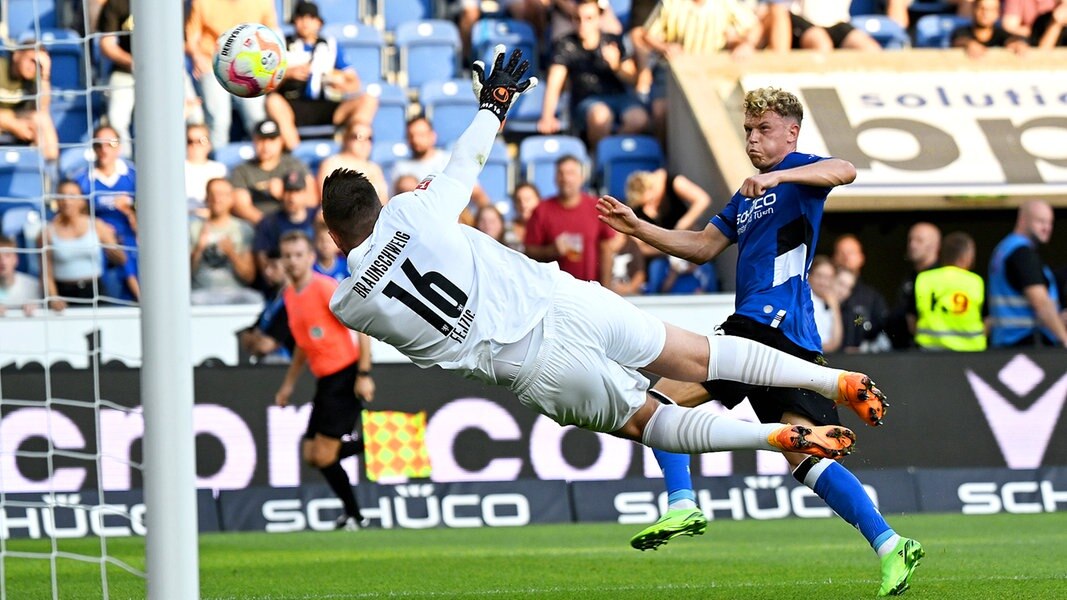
[{"xmin": 3, "ymin": 512, "xmax": 1065, "ymax": 599}]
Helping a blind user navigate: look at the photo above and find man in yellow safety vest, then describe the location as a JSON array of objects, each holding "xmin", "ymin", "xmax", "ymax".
[{"xmin": 909, "ymin": 231, "xmax": 987, "ymax": 351}]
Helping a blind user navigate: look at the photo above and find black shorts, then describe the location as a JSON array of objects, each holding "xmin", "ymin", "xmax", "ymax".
[
  {"xmin": 287, "ymin": 97, "xmax": 342, "ymax": 127},
  {"xmin": 791, "ymin": 14, "xmax": 856, "ymax": 49},
  {"xmin": 304, "ymin": 362, "xmax": 363, "ymax": 440},
  {"xmin": 700, "ymin": 314, "xmax": 841, "ymax": 427}
]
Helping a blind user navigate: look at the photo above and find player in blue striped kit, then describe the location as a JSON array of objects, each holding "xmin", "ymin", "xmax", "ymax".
[{"xmin": 598, "ymin": 87, "xmax": 921, "ymax": 597}]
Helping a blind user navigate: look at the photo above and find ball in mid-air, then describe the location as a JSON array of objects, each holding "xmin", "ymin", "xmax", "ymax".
[{"xmin": 213, "ymin": 23, "xmax": 287, "ymax": 98}]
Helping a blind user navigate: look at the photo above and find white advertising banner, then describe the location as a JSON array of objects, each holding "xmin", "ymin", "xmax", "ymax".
[{"xmin": 741, "ymin": 72, "xmax": 1067, "ymax": 197}]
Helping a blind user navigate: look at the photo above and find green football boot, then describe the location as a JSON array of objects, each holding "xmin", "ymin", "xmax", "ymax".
[
  {"xmin": 878, "ymin": 537, "xmax": 925, "ymax": 596},
  {"xmin": 629, "ymin": 508, "xmax": 708, "ymax": 551}
]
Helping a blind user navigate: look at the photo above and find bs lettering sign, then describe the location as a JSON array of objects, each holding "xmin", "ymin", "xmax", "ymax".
[{"xmin": 742, "ymin": 72, "xmax": 1067, "ymax": 197}]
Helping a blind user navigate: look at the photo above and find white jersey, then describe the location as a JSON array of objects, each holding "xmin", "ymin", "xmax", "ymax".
[{"xmin": 330, "ymin": 171, "xmax": 566, "ymax": 382}]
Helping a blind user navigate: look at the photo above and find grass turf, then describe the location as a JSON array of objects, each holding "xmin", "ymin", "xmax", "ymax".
[{"xmin": 2, "ymin": 512, "xmax": 1065, "ymax": 599}]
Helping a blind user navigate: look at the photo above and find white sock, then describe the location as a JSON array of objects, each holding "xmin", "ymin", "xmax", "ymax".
[
  {"xmin": 876, "ymin": 534, "xmax": 902, "ymax": 558},
  {"xmin": 668, "ymin": 498, "xmax": 697, "ymax": 510},
  {"xmin": 641, "ymin": 404, "xmax": 782, "ymax": 453},
  {"xmin": 707, "ymin": 335, "xmax": 840, "ymax": 399}
]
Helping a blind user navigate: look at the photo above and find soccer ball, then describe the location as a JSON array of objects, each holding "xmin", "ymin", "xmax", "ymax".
[{"xmin": 213, "ymin": 23, "xmax": 287, "ymax": 98}]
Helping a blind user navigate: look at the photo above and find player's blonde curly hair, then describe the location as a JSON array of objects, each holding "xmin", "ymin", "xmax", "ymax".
[{"xmin": 744, "ymin": 87, "xmax": 803, "ymax": 124}]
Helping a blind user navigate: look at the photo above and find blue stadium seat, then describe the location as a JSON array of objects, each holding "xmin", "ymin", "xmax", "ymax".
[
  {"xmin": 608, "ymin": 0, "xmax": 632, "ymax": 29},
  {"xmin": 595, "ymin": 135, "xmax": 663, "ymax": 199},
  {"xmin": 395, "ymin": 20, "xmax": 461, "ymax": 89},
  {"xmin": 6, "ymin": 0, "xmax": 57, "ymax": 37},
  {"xmin": 478, "ymin": 139, "xmax": 512, "ymax": 207},
  {"xmin": 213, "ymin": 142, "xmax": 256, "ymax": 171},
  {"xmin": 371, "ymin": 141, "xmax": 412, "ymax": 191},
  {"xmin": 365, "ymin": 81, "xmax": 409, "ymax": 147},
  {"xmin": 51, "ymin": 91, "xmax": 100, "ymax": 145},
  {"xmin": 293, "ymin": 140, "xmax": 340, "ymax": 175},
  {"xmin": 0, "ymin": 147, "xmax": 46, "ymax": 200},
  {"xmin": 419, "ymin": 79, "xmax": 478, "ymax": 148},
  {"xmin": 37, "ymin": 29, "xmax": 85, "ymax": 89},
  {"xmin": 470, "ymin": 19, "xmax": 539, "ymax": 76},
  {"xmin": 504, "ymin": 86, "xmax": 569, "ymax": 134},
  {"xmin": 323, "ymin": 23, "xmax": 385, "ymax": 83},
  {"xmin": 915, "ymin": 14, "xmax": 971, "ymax": 48},
  {"xmin": 0, "ymin": 202, "xmax": 40, "ymax": 238},
  {"xmin": 58, "ymin": 146, "xmax": 94, "ymax": 179},
  {"xmin": 852, "ymin": 16, "xmax": 911, "ymax": 49},
  {"xmin": 518, "ymin": 135, "xmax": 588, "ymax": 198},
  {"xmin": 309, "ymin": 0, "xmax": 360, "ymax": 25},
  {"xmin": 377, "ymin": 0, "xmax": 435, "ymax": 33},
  {"xmin": 0, "ymin": 201, "xmax": 43, "ymax": 275}
]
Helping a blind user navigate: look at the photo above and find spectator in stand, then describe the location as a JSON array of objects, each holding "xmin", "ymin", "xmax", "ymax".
[
  {"xmin": 316, "ymin": 121, "xmax": 387, "ymax": 204},
  {"xmin": 312, "ymin": 222, "xmax": 349, "ymax": 282},
  {"xmin": 0, "ymin": 36, "xmax": 58, "ymax": 160},
  {"xmin": 524, "ymin": 154, "xmax": 615, "ymax": 286},
  {"xmin": 608, "ymin": 231, "xmax": 647, "ymax": 296},
  {"xmin": 537, "ymin": 0, "xmax": 644, "ymax": 148},
  {"xmin": 74, "ymin": 125, "xmax": 139, "ymax": 301},
  {"xmin": 953, "ymin": 0, "xmax": 1030, "ymax": 57},
  {"xmin": 185, "ymin": 0, "xmax": 278, "ymax": 148},
  {"xmin": 239, "ymin": 248, "xmax": 293, "ymax": 363},
  {"xmin": 908, "ymin": 232, "xmax": 987, "ymax": 352},
  {"xmin": 0, "ymin": 234, "xmax": 42, "ymax": 316},
  {"xmin": 646, "ymin": 255, "xmax": 719, "ymax": 295},
  {"xmin": 833, "ymin": 234, "xmax": 890, "ymax": 352},
  {"xmin": 752, "ymin": 0, "xmax": 794, "ymax": 52},
  {"xmin": 253, "ymin": 170, "xmax": 318, "ymax": 272},
  {"xmin": 1003, "ymin": 0, "xmax": 1067, "ymax": 48},
  {"xmin": 98, "ymin": 0, "xmax": 135, "ymax": 153},
  {"xmin": 42, "ymin": 180, "xmax": 126, "ymax": 311},
  {"xmin": 475, "ymin": 204, "xmax": 507, "ymax": 244},
  {"xmin": 789, "ymin": 0, "xmax": 883, "ymax": 51},
  {"xmin": 624, "ymin": 169, "xmax": 711, "ymax": 255},
  {"xmin": 539, "ymin": 0, "xmax": 648, "ymax": 149},
  {"xmin": 809, "ymin": 255, "xmax": 843, "ymax": 353},
  {"xmin": 988, "ymin": 200, "xmax": 1067, "ymax": 348},
  {"xmin": 886, "ymin": 222, "xmax": 941, "ymax": 349},
  {"xmin": 189, "ymin": 178, "xmax": 260, "ymax": 305},
  {"xmin": 639, "ymin": 0, "xmax": 762, "ymax": 139},
  {"xmin": 508, "ymin": 182, "xmax": 542, "ymax": 252},
  {"xmin": 393, "ymin": 115, "xmax": 491, "ymax": 208},
  {"xmin": 185, "ymin": 123, "xmax": 227, "ymax": 218},
  {"xmin": 511, "ymin": 0, "xmax": 623, "ymax": 42},
  {"xmin": 230, "ymin": 119, "xmax": 315, "ymax": 224},
  {"xmin": 267, "ymin": 1, "xmax": 378, "ymax": 151},
  {"xmin": 391, "ymin": 173, "xmax": 420, "ymax": 197}
]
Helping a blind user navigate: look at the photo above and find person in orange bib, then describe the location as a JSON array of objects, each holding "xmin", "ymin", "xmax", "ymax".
[{"xmin": 274, "ymin": 230, "xmax": 374, "ymax": 530}]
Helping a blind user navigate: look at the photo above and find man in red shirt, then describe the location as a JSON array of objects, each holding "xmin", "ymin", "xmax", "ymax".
[
  {"xmin": 523, "ymin": 155, "xmax": 616, "ymax": 285},
  {"xmin": 274, "ymin": 230, "xmax": 374, "ymax": 530}
]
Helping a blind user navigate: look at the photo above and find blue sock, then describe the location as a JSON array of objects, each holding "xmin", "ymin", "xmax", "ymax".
[
  {"xmin": 653, "ymin": 448, "xmax": 695, "ymax": 508},
  {"xmin": 795, "ymin": 458, "xmax": 893, "ymax": 549}
]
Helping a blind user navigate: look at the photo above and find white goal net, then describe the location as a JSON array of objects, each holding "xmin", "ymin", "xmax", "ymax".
[{"xmin": 1, "ymin": 1, "xmax": 198, "ymax": 598}]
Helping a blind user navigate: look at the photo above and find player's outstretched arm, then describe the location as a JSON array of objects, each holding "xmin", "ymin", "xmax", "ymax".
[
  {"xmin": 443, "ymin": 45, "xmax": 538, "ymax": 192},
  {"xmin": 739, "ymin": 158, "xmax": 856, "ymax": 198},
  {"xmin": 597, "ymin": 195, "xmax": 730, "ymax": 264}
]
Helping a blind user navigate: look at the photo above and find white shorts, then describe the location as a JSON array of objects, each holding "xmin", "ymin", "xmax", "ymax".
[{"xmin": 506, "ymin": 278, "xmax": 666, "ymax": 433}]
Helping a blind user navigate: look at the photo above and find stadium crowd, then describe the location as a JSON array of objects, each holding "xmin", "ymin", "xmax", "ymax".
[{"xmin": 0, "ymin": 0, "xmax": 1065, "ymax": 354}]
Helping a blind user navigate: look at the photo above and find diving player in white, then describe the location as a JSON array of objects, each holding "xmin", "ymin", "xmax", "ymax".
[{"xmin": 323, "ymin": 46, "xmax": 881, "ymax": 459}]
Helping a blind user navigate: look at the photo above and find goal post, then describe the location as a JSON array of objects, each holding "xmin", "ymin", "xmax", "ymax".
[{"xmin": 132, "ymin": 0, "xmax": 200, "ymax": 598}]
